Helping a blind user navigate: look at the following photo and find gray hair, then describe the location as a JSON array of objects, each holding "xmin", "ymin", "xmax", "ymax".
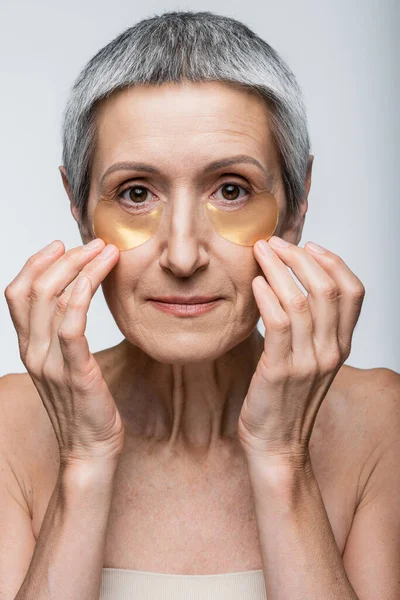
[{"xmin": 61, "ymin": 10, "xmax": 311, "ymax": 224}]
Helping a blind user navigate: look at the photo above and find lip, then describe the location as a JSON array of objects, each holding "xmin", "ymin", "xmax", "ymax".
[
  {"xmin": 149, "ymin": 297, "xmax": 223, "ymax": 317},
  {"xmin": 150, "ymin": 296, "xmax": 221, "ymax": 304}
]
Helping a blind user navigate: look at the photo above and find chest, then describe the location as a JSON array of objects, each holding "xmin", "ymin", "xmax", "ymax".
[{"xmin": 31, "ymin": 434, "xmax": 358, "ymax": 576}]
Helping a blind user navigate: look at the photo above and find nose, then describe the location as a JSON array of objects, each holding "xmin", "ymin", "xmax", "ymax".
[{"xmin": 158, "ymin": 194, "xmax": 210, "ymax": 277}]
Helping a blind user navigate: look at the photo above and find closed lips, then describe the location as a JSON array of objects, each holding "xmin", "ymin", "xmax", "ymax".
[{"xmin": 150, "ymin": 297, "xmax": 221, "ymax": 304}]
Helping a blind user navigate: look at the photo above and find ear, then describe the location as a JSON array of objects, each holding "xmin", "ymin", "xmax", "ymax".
[
  {"xmin": 303, "ymin": 154, "xmax": 314, "ymax": 202},
  {"xmin": 59, "ymin": 165, "xmax": 78, "ymax": 220},
  {"xmin": 280, "ymin": 155, "xmax": 314, "ymax": 246},
  {"xmin": 59, "ymin": 166, "xmax": 73, "ymax": 201},
  {"xmin": 59, "ymin": 166, "xmax": 93, "ymax": 243}
]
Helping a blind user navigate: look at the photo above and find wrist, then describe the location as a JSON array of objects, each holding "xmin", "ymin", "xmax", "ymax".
[
  {"xmin": 59, "ymin": 456, "xmax": 120, "ymax": 492},
  {"xmin": 244, "ymin": 449, "xmax": 314, "ymax": 490}
]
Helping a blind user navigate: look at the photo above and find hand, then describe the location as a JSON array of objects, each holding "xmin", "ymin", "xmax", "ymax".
[
  {"xmin": 237, "ymin": 236, "xmax": 365, "ymax": 467},
  {"xmin": 4, "ymin": 238, "xmax": 124, "ymax": 470}
]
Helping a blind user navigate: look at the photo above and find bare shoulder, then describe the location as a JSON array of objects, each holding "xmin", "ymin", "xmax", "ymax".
[
  {"xmin": 317, "ymin": 363, "xmax": 399, "ymax": 432},
  {"xmin": 330, "ymin": 363, "xmax": 400, "ymax": 432},
  {"xmin": 312, "ymin": 363, "xmax": 400, "ymax": 497},
  {"xmin": 0, "ymin": 372, "xmax": 60, "ymax": 518},
  {"xmin": 331, "ymin": 366, "xmax": 400, "ymax": 594}
]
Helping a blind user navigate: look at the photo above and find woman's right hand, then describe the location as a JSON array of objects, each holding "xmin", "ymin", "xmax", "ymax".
[{"xmin": 4, "ymin": 238, "xmax": 125, "ymax": 471}]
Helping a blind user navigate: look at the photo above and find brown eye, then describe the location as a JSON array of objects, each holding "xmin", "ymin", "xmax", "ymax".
[
  {"xmin": 129, "ymin": 186, "xmax": 149, "ymax": 203},
  {"xmin": 121, "ymin": 186, "xmax": 150, "ymax": 204},
  {"xmin": 221, "ymin": 183, "xmax": 241, "ymax": 201}
]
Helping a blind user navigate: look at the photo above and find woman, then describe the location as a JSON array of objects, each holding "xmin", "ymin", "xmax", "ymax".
[{"xmin": 1, "ymin": 10, "xmax": 399, "ymax": 600}]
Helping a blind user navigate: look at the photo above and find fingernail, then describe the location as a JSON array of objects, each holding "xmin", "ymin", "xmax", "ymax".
[
  {"xmin": 83, "ymin": 238, "xmax": 104, "ymax": 251},
  {"xmin": 306, "ymin": 241, "xmax": 326, "ymax": 254},
  {"xmin": 42, "ymin": 241, "xmax": 62, "ymax": 256},
  {"xmin": 256, "ymin": 240, "xmax": 275, "ymax": 255},
  {"xmin": 269, "ymin": 236, "xmax": 290, "ymax": 248}
]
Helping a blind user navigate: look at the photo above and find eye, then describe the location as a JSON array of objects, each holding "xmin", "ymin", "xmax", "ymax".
[
  {"xmin": 117, "ymin": 180, "xmax": 250, "ymax": 208},
  {"xmin": 120, "ymin": 185, "xmax": 154, "ymax": 204},
  {"xmin": 214, "ymin": 182, "xmax": 250, "ymax": 202}
]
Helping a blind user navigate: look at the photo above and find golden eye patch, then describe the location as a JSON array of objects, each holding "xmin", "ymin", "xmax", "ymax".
[
  {"xmin": 92, "ymin": 188, "xmax": 279, "ymax": 251},
  {"xmin": 204, "ymin": 190, "xmax": 279, "ymax": 246},
  {"xmin": 92, "ymin": 198, "xmax": 164, "ymax": 251}
]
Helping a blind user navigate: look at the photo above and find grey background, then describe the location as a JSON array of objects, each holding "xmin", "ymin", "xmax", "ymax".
[{"xmin": 1, "ymin": 0, "xmax": 399, "ymax": 376}]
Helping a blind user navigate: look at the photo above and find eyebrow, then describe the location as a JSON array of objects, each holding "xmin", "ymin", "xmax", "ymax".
[{"xmin": 100, "ymin": 155, "xmax": 273, "ymax": 187}]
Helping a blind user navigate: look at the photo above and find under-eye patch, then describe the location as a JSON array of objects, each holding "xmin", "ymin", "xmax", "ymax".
[{"xmin": 92, "ymin": 188, "xmax": 279, "ymax": 251}]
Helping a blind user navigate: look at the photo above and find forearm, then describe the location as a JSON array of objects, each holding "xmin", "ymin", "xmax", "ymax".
[
  {"xmin": 15, "ymin": 460, "xmax": 119, "ymax": 600},
  {"xmin": 246, "ymin": 455, "xmax": 358, "ymax": 600}
]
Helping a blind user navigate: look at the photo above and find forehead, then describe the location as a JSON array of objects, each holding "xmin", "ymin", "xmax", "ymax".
[{"xmin": 92, "ymin": 80, "xmax": 278, "ymax": 178}]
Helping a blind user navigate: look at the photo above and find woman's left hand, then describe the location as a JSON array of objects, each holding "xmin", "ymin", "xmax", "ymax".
[{"xmin": 237, "ymin": 236, "xmax": 365, "ymax": 467}]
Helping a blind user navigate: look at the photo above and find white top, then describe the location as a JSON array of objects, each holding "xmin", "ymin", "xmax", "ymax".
[{"xmin": 100, "ymin": 567, "xmax": 267, "ymax": 599}]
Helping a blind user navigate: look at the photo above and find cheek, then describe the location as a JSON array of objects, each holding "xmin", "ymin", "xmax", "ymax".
[
  {"xmin": 229, "ymin": 249, "xmax": 262, "ymax": 291},
  {"xmin": 100, "ymin": 252, "xmax": 144, "ymax": 304},
  {"xmin": 223, "ymin": 251, "xmax": 262, "ymax": 320}
]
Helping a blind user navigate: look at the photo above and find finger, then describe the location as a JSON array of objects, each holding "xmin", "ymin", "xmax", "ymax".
[
  {"xmin": 268, "ymin": 236, "xmax": 340, "ymax": 358},
  {"xmin": 252, "ymin": 275, "xmax": 292, "ymax": 368},
  {"xmin": 4, "ymin": 240, "xmax": 65, "ymax": 354},
  {"xmin": 27, "ymin": 239, "xmax": 105, "ymax": 356},
  {"xmin": 57, "ymin": 275, "xmax": 94, "ymax": 378},
  {"xmin": 304, "ymin": 242, "xmax": 365, "ymax": 353},
  {"xmin": 48, "ymin": 244, "xmax": 120, "ymax": 360},
  {"xmin": 253, "ymin": 239, "xmax": 314, "ymax": 362}
]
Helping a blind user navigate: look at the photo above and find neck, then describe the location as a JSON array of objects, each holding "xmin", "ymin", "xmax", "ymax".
[{"xmin": 107, "ymin": 328, "xmax": 264, "ymax": 457}]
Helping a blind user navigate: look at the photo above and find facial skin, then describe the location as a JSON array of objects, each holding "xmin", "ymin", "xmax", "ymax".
[{"xmin": 61, "ymin": 80, "xmax": 312, "ymax": 456}]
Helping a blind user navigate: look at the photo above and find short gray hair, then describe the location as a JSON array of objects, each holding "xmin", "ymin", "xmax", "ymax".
[{"xmin": 61, "ymin": 10, "xmax": 311, "ymax": 223}]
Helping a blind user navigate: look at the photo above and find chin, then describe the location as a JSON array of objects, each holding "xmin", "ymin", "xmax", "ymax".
[
  {"xmin": 142, "ymin": 332, "xmax": 231, "ymax": 364},
  {"xmin": 124, "ymin": 323, "xmax": 258, "ymax": 364}
]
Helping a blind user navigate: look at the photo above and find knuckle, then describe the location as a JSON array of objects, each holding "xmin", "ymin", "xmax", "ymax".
[
  {"xmin": 18, "ymin": 347, "xmax": 27, "ymax": 365},
  {"xmin": 67, "ymin": 292, "xmax": 87, "ymax": 310},
  {"xmin": 350, "ymin": 282, "xmax": 366, "ymax": 303},
  {"xmin": 257, "ymin": 356, "xmax": 287, "ymax": 384},
  {"xmin": 316, "ymin": 281, "xmax": 339, "ymax": 302},
  {"xmin": 41, "ymin": 360, "xmax": 57, "ymax": 381},
  {"xmin": 57, "ymin": 324, "xmax": 80, "ymax": 342},
  {"xmin": 339, "ymin": 337, "xmax": 352, "ymax": 358},
  {"xmin": 30, "ymin": 281, "xmax": 48, "ymax": 302},
  {"xmin": 342, "ymin": 344, "xmax": 352, "ymax": 360},
  {"xmin": 267, "ymin": 365, "xmax": 289, "ymax": 385},
  {"xmin": 62, "ymin": 251, "xmax": 76, "ymax": 265},
  {"xmin": 4, "ymin": 282, "xmax": 18, "ymax": 302},
  {"xmin": 325, "ymin": 252, "xmax": 342, "ymax": 267},
  {"xmin": 63, "ymin": 248, "xmax": 82, "ymax": 266},
  {"xmin": 270, "ymin": 315, "xmax": 291, "ymax": 333},
  {"xmin": 26, "ymin": 253, "xmax": 43, "ymax": 269},
  {"xmin": 17, "ymin": 340, "xmax": 26, "ymax": 361},
  {"xmin": 71, "ymin": 363, "xmax": 102, "ymax": 393},
  {"xmin": 288, "ymin": 292, "xmax": 309, "ymax": 313},
  {"xmin": 17, "ymin": 342, "xmax": 29, "ymax": 365},
  {"xmin": 42, "ymin": 356, "xmax": 65, "ymax": 383},
  {"xmin": 295, "ymin": 361, "xmax": 316, "ymax": 380},
  {"xmin": 55, "ymin": 295, "xmax": 69, "ymax": 316},
  {"xmin": 320, "ymin": 348, "xmax": 342, "ymax": 373},
  {"xmin": 24, "ymin": 349, "xmax": 43, "ymax": 378}
]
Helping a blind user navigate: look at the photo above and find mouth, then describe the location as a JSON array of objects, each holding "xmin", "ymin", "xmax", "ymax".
[
  {"xmin": 148, "ymin": 296, "xmax": 223, "ymax": 317},
  {"xmin": 149, "ymin": 296, "xmax": 221, "ymax": 304}
]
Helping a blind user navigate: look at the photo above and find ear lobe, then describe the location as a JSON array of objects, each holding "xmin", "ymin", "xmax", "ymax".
[
  {"xmin": 69, "ymin": 201, "xmax": 81, "ymax": 225},
  {"xmin": 290, "ymin": 156, "xmax": 314, "ymax": 244},
  {"xmin": 60, "ymin": 167, "xmax": 81, "ymax": 226},
  {"xmin": 59, "ymin": 166, "xmax": 73, "ymax": 201},
  {"xmin": 70, "ymin": 203, "xmax": 93, "ymax": 244},
  {"xmin": 304, "ymin": 155, "xmax": 314, "ymax": 198},
  {"xmin": 275, "ymin": 155, "xmax": 314, "ymax": 247},
  {"xmin": 60, "ymin": 165, "xmax": 93, "ymax": 243}
]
